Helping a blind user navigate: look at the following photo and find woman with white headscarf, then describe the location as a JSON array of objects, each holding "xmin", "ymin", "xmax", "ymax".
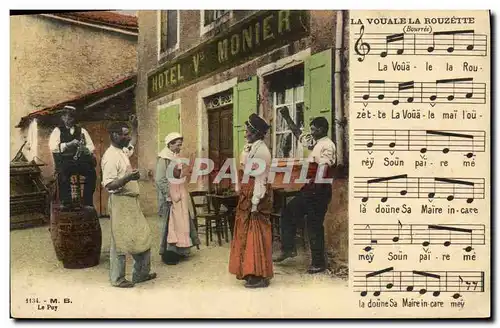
[{"xmin": 155, "ymin": 132, "xmax": 200, "ymax": 265}]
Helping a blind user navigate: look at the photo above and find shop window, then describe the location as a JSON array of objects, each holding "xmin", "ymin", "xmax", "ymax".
[
  {"xmin": 159, "ymin": 10, "xmax": 179, "ymax": 55},
  {"xmin": 270, "ymin": 65, "xmax": 305, "ymax": 159},
  {"xmin": 200, "ymin": 10, "xmax": 231, "ymax": 35}
]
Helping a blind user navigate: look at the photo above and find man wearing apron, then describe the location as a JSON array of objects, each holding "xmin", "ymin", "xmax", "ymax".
[{"xmin": 101, "ymin": 122, "xmax": 156, "ymax": 288}]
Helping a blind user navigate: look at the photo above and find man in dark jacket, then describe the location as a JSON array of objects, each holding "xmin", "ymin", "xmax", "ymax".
[{"xmin": 49, "ymin": 105, "xmax": 97, "ymax": 210}]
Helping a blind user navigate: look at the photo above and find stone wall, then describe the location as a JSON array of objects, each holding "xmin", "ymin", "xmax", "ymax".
[{"xmin": 10, "ymin": 14, "xmax": 137, "ymax": 163}]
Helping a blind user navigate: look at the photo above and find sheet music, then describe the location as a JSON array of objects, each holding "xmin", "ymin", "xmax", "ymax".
[{"xmin": 349, "ymin": 10, "xmax": 490, "ymax": 317}]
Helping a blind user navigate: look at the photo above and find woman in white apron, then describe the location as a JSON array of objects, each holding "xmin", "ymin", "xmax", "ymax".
[{"xmin": 155, "ymin": 133, "xmax": 200, "ymax": 265}]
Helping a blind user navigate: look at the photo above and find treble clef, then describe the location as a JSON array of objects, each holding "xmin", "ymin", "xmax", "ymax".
[{"xmin": 355, "ymin": 25, "xmax": 371, "ymax": 62}]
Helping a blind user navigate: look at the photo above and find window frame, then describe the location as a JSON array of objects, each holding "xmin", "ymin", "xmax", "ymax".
[
  {"xmin": 199, "ymin": 10, "xmax": 232, "ymax": 36},
  {"xmin": 272, "ymin": 84, "xmax": 305, "ymax": 159},
  {"xmin": 157, "ymin": 10, "xmax": 180, "ymax": 60}
]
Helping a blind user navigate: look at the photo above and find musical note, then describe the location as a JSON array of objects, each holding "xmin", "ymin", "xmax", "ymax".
[
  {"xmin": 361, "ymin": 267, "xmax": 394, "ymax": 297},
  {"xmin": 464, "ymin": 227, "xmax": 474, "ymax": 252},
  {"xmin": 406, "ymin": 273, "xmax": 414, "ymax": 292},
  {"xmin": 353, "ymin": 29, "xmax": 487, "ymax": 58},
  {"xmin": 380, "ymin": 33, "xmax": 405, "ymax": 57},
  {"xmin": 392, "ymin": 81, "xmax": 415, "ymax": 105},
  {"xmin": 353, "ymin": 129, "xmax": 486, "ymax": 155},
  {"xmin": 428, "ymin": 30, "xmax": 476, "ymax": 53},
  {"xmin": 412, "ymin": 270, "xmax": 441, "ymax": 296},
  {"xmin": 355, "ymin": 25, "xmax": 371, "ymax": 62},
  {"xmin": 467, "ymin": 33, "xmax": 476, "ymax": 51},
  {"xmin": 429, "ymin": 82, "xmax": 438, "ymax": 101},
  {"xmin": 354, "ymin": 269, "xmax": 485, "ymax": 298},
  {"xmin": 428, "ymin": 225, "xmax": 473, "ymax": 248},
  {"xmin": 365, "ymin": 174, "xmax": 407, "ymax": 202},
  {"xmin": 435, "ymin": 77, "xmax": 474, "ymax": 102},
  {"xmin": 354, "ymin": 223, "xmax": 485, "ymax": 249},
  {"xmin": 388, "ymin": 130, "xmax": 397, "ymax": 150},
  {"xmin": 354, "ymin": 176, "xmax": 484, "ymax": 202},
  {"xmin": 392, "ymin": 220, "xmax": 402, "ymax": 242},
  {"xmin": 444, "ymin": 231, "xmax": 452, "ymax": 247},
  {"xmin": 362, "ymin": 80, "xmax": 386, "ymax": 101},
  {"xmin": 434, "ymin": 177, "xmax": 475, "ymax": 203},
  {"xmin": 425, "ymin": 130, "xmax": 475, "ymax": 155},
  {"xmin": 451, "ymin": 275, "xmax": 460, "ymax": 298},
  {"xmin": 400, "ymin": 178, "xmax": 408, "ymax": 196},
  {"xmin": 387, "ymin": 271, "xmax": 395, "ymax": 291},
  {"xmin": 361, "ymin": 185, "xmax": 369, "ymax": 203},
  {"xmin": 422, "ymin": 227, "xmax": 430, "ymax": 247},
  {"xmin": 427, "ymin": 177, "xmax": 436, "ymax": 200},
  {"xmin": 363, "ymin": 224, "xmax": 378, "ymax": 252},
  {"xmin": 366, "ymin": 130, "xmax": 374, "ymax": 150},
  {"xmin": 354, "ymin": 78, "xmax": 485, "ymax": 105},
  {"xmin": 458, "ymin": 275, "xmax": 464, "ymax": 293}
]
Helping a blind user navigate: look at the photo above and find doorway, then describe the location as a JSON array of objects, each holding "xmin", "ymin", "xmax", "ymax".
[{"xmin": 207, "ymin": 104, "xmax": 233, "ymax": 193}]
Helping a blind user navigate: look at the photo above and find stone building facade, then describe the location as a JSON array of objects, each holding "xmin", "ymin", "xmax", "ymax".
[
  {"xmin": 136, "ymin": 10, "xmax": 350, "ymax": 266},
  {"xmin": 10, "ymin": 12, "xmax": 138, "ymax": 170}
]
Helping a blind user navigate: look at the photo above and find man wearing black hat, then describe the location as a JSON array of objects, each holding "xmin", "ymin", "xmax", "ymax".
[
  {"xmin": 273, "ymin": 107, "xmax": 336, "ymax": 274},
  {"xmin": 49, "ymin": 105, "xmax": 97, "ymax": 210},
  {"xmin": 229, "ymin": 113, "xmax": 274, "ymax": 288}
]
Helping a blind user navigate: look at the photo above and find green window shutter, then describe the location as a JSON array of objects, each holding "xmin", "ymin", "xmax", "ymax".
[
  {"xmin": 233, "ymin": 76, "xmax": 258, "ymax": 163},
  {"xmin": 157, "ymin": 104, "xmax": 180, "ymax": 153},
  {"xmin": 304, "ymin": 49, "xmax": 333, "ymax": 139}
]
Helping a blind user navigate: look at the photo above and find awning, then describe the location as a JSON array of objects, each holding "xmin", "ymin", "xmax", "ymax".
[{"xmin": 16, "ymin": 74, "xmax": 137, "ymax": 128}]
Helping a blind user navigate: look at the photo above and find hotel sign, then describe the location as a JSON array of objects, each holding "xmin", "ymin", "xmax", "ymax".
[{"xmin": 148, "ymin": 10, "xmax": 310, "ymax": 101}]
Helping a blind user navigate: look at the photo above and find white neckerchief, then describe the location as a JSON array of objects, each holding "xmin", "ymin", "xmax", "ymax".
[
  {"xmin": 246, "ymin": 139, "xmax": 263, "ymax": 161},
  {"xmin": 158, "ymin": 146, "xmax": 177, "ymax": 161}
]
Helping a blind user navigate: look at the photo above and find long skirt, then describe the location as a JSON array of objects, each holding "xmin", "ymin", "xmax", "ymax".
[
  {"xmin": 160, "ymin": 212, "xmax": 199, "ymax": 263},
  {"xmin": 228, "ymin": 179, "xmax": 273, "ymax": 280}
]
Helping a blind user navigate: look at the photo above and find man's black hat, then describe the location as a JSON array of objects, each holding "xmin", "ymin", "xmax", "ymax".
[{"xmin": 245, "ymin": 113, "xmax": 270, "ymax": 135}]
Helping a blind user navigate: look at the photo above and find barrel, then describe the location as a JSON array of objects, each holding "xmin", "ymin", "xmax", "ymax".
[
  {"xmin": 56, "ymin": 208, "xmax": 102, "ymax": 269},
  {"xmin": 49, "ymin": 202, "xmax": 63, "ymax": 261}
]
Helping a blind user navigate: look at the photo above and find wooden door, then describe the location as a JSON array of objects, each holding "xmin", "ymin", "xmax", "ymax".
[
  {"xmin": 219, "ymin": 108, "xmax": 233, "ymax": 166},
  {"xmin": 208, "ymin": 106, "xmax": 233, "ymax": 192},
  {"xmin": 81, "ymin": 121, "xmax": 106, "ymax": 216},
  {"xmin": 208, "ymin": 111, "xmax": 221, "ymax": 172}
]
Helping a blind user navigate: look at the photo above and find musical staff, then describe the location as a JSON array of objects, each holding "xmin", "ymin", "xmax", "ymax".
[
  {"xmin": 355, "ymin": 175, "xmax": 484, "ymax": 203},
  {"xmin": 354, "ymin": 26, "xmax": 488, "ymax": 60},
  {"xmin": 355, "ymin": 78, "xmax": 486, "ymax": 105},
  {"xmin": 354, "ymin": 129, "xmax": 485, "ymax": 155},
  {"xmin": 354, "ymin": 268, "xmax": 485, "ymax": 298},
  {"xmin": 350, "ymin": 11, "xmax": 490, "ymax": 315},
  {"xmin": 354, "ymin": 223, "xmax": 485, "ymax": 251}
]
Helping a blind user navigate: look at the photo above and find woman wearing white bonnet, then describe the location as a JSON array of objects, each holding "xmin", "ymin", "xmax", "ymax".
[{"xmin": 155, "ymin": 132, "xmax": 200, "ymax": 265}]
